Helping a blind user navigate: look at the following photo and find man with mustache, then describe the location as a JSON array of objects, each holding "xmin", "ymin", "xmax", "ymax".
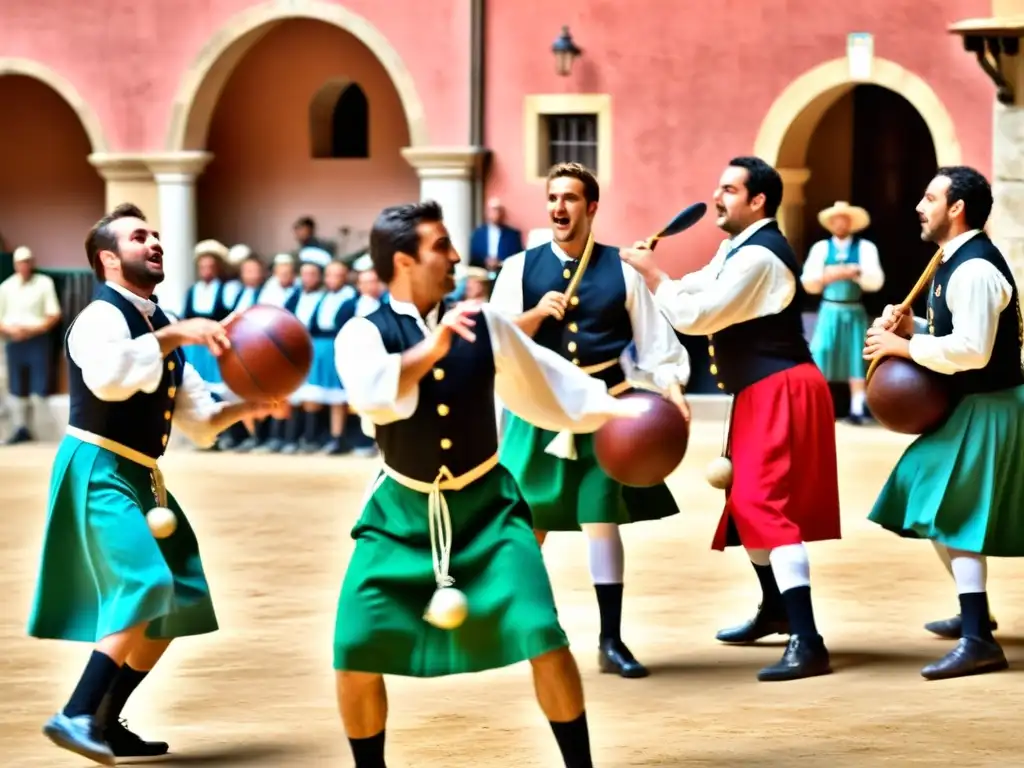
[
  {"xmin": 620, "ymin": 156, "xmax": 840, "ymax": 682},
  {"xmin": 864, "ymin": 166, "xmax": 1024, "ymax": 680},
  {"xmin": 332, "ymin": 200, "xmax": 647, "ymax": 767},
  {"xmin": 490, "ymin": 162, "xmax": 691, "ymax": 679},
  {"xmin": 27, "ymin": 203, "xmax": 288, "ymax": 764}
]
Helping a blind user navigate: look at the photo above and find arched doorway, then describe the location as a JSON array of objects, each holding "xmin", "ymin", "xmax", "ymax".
[
  {"xmin": 800, "ymin": 85, "xmax": 937, "ymax": 318},
  {"xmin": 0, "ymin": 70, "xmax": 105, "ymax": 269},
  {"xmin": 167, "ymin": 1, "xmax": 427, "ymax": 261}
]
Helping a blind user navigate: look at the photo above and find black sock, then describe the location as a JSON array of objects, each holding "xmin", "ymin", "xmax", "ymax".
[
  {"xmin": 959, "ymin": 591, "xmax": 994, "ymax": 641},
  {"xmin": 781, "ymin": 586, "xmax": 819, "ymax": 638},
  {"xmin": 348, "ymin": 730, "xmax": 386, "ymax": 768},
  {"xmin": 594, "ymin": 584, "xmax": 623, "ymax": 642},
  {"xmin": 97, "ymin": 664, "xmax": 149, "ymax": 727},
  {"xmin": 550, "ymin": 713, "xmax": 593, "ymax": 768},
  {"xmin": 63, "ymin": 651, "xmax": 122, "ymax": 718},
  {"xmin": 753, "ymin": 562, "xmax": 782, "ymax": 608}
]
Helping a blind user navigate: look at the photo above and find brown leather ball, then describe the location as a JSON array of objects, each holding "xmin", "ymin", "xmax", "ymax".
[
  {"xmin": 218, "ymin": 305, "xmax": 314, "ymax": 401},
  {"xmin": 594, "ymin": 391, "xmax": 689, "ymax": 487},
  {"xmin": 865, "ymin": 356, "xmax": 951, "ymax": 435}
]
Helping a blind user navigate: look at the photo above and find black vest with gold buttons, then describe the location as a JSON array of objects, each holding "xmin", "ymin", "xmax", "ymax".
[
  {"xmin": 365, "ymin": 302, "xmax": 498, "ymax": 484},
  {"xmin": 708, "ymin": 221, "xmax": 813, "ymax": 394},
  {"xmin": 928, "ymin": 234, "xmax": 1024, "ymax": 396},
  {"xmin": 522, "ymin": 242, "xmax": 633, "ymax": 390},
  {"xmin": 66, "ymin": 284, "xmax": 184, "ymax": 459}
]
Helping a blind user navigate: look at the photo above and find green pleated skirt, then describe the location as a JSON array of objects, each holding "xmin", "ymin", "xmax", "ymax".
[
  {"xmin": 868, "ymin": 384, "xmax": 1024, "ymax": 556},
  {"xmin": 810, "ymin": 301, "xmax": 869, "ymax": 382},
  {"xmin": 498, "ymin": 412, "xmax": 680, "ymax": 532},
  {"xmin": 27, "ymin": 436, "xmax": 218, "ymax": 642},
  {"xmin": 333, "ymin": 464, "xmax": 568, "ymax": 677}
]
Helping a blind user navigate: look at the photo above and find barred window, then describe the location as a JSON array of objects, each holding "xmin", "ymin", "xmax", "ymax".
[{"xmin": 543, "ymin": 114, "xmax": 598, "ymax": 173}]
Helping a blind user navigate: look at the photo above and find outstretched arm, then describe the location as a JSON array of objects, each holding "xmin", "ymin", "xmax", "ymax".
[
  {"xmin": 484, "ymin": 306, "xmax": 643, "ymax": 434},
  {"xmin": 622, "ymin": 263, "xmax": 691, "ymax": 393}
]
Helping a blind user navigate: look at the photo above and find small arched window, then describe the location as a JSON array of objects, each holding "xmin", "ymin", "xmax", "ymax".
[{"xmin": 310, "ymin": 81, "xmax": 369, "ymax": 159}]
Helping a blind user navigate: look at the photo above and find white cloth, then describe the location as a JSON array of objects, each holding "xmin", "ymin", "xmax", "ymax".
[
  {"xmin": 0, "ymin": 272, "xmax": 60, "ymax": 328},
  {"xmin": 257, "ymin": 277, "xmax": 297, "ymax": 309},
  {"xmin": 333, "ymin": 299, "xmax": 640, "ymax": 434},
  {"xmin": 800, "ymin": 236, "xmax": 885, "ymax": 295},
  {"xmin": 651, "ymin": 218, "xmax": 797, "ymax": 336},
  {"xmin": 187, "ymin": 279, "xmax": 221, "ymax": 314},
  {"xmin": 907, "ymin": 230, "xmax": 1015, "ymax": 375},
  {"xmin": 67, "ymin": 281, "xmax": 227, "ymax": 449},
  {"xmin": 489, "ymin": 242, "xmax": 691, "ymax": 392},
  {"xmin": 487, "ymin": 224, "xmax": 501, "ymax": 257},
  {"xmin": 293, "ymin": 289, "xmax": 325, "ymax": 326}
]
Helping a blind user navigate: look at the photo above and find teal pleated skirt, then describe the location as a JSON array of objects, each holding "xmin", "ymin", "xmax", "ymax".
[
  {"xmin": 810, "ymin": 302, "xmax": 869, "ymax": 381},
  {"xmin": 868, "ymin": 384, "xmax": 1024, "ymax": 556},
  {"xmin": 27, "ymin": 436, "xmax": 218, "ymax": 642}
]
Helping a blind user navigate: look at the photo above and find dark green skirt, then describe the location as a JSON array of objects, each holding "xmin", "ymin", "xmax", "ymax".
[
  {"xmin": 333, "ymin": 464, "xmax": 568, "ymax": 677},
  {"xmin": 27, "ymin": 436, "xmax": 218, "ymax": 643},
  {"xmin": 868, "ymin": 384, "xmax": 1024, "ymax": 555},
  {"xmin": 498, "ymin": 412, "xmax": 680, "ymax": 532}
]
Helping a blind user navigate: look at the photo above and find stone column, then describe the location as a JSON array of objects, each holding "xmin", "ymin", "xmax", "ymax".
[
  {"xmin": 400, "ymin": 147, "xmax": 484, "ymax": 266},
  {"xmin": 88, "ymin": 154, "xmax": 162, "ymax": 228},
  {"xmin": 777, "ymin": 167, "xmax": 812, "ymax": 257},
  {"xmin": 145, "ymin": 152, "xmax": 213, "ymax": 317},
  {"xmin": 991, "ymin": 104, "xmax": 1024, "ymax": 288}
]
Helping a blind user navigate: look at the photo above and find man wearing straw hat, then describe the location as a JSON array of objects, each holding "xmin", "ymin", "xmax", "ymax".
[
  {"xmin": 490, "ymin": 162, "xmax": 691, "ymax": 680},
  {"xmin": 801, "ymin": 201, "xmax": 884, "ymax": 424},
  {"xmin": 333, "ymin": 200, "xmax": 646, "ymax": 767},
  {"xmin": 27, "ymin": 203, "xmax": 287, "ymax": 764}
]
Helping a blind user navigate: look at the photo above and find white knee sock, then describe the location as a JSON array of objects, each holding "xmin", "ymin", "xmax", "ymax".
[
  {"xmin": 946, "ymin": 547, "xmax": 987, "ymax": 594},
  {"xmin": 9, "ymin": 397, "xmax": 28, "ymax": 430},
  {"xmin": 850, "ymin": 386, "xmax": 865, "ymax": 416},
  {"xmin": 583, "ymin": 523, "xmax": 624, "ymax": 584},
  {"xmin": 745, "ymin": 547, "xmax": 771, "ymax": 567},
  {"xmin": 768, "ymin": 543, "xmax": 811, "ymax": 593}
]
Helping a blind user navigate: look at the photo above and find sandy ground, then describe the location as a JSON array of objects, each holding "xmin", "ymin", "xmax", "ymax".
[{"xmin": 2, "ymin": 420, "xmax": 1023, "ymax": 767}]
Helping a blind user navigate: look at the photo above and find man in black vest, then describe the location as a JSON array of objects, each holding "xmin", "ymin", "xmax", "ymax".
[
  {"xmin": 620, "ymin": 157, "xmax": 841, "ymax": 682},
  {"xmin": 491, "ymin": 162, "xmax": 690, "ymax": 680},
  {"xmin": 865, "ymin": 166, "xmax": 1024, "ymax": 680},
  {"xmin": 27, "ymin": 203, "xmax": 287, "ymax": 765},
  {"xmin": 332, "ymin": 200, "xmax": 646, "ymax": 768}
]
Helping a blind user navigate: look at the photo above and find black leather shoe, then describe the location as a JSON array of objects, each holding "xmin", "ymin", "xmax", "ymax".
[
  {"xmin": 42, "ymin": 713, "xmax": 115, "ymax": 765},
  {"xmin": 716, "ymin": 603, "xmax": 790, "ymax": 644},
  {"xmin": 921, "ymin": 636, "xmax": 1008, "ymax": 680},
  {"xmin": 924, "ymin": 613, "xmax": 999, "ymax": 640},
  {"xmin": 597, "ymin": 638, "xmax": 649, "ymax": 678},
  {"xmin": 105, "ymin": 718, "xmax": 170, "ymax": 757},
  {"xmin": 757, "ymin": 634, "xmax": 832, "ymax": 682}
]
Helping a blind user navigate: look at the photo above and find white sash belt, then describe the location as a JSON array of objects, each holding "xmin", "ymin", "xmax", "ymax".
[{"xmin": 66, "ymin": 426, "xmax": 168, "ymax": 507}]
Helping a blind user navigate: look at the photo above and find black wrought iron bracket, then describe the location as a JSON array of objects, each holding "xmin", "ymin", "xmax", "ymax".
[{"xmin": 962, "ymin": 34, "xmax": 1019, "ymax": 105}]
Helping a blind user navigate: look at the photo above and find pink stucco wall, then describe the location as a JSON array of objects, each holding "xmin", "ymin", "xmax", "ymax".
[
  {"xmin": 196, "ymin": 20, "xmax": 420, "ymax": 258},
  {"xmin": 483, "ymin": 0, "xmax": 994, "ymax": 275},
  {"xmin": 0, "ymin": 0, "xmax": 468, "ymax": 150},
  {"xmin": 0, "ymin": 76, "xmax": 104, "ymax": 268}
]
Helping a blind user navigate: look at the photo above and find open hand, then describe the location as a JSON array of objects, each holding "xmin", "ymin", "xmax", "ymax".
[
  {"xmin": 863, "ymin": 325, "xmax": 911, "ymax": 361},
  {"xmin": 176, "ymin": 318, "xmax": 231, "ymax": 356},
  {"xmin": 248, "ymin": 400, "xmax": 290, "ymax": 420}
]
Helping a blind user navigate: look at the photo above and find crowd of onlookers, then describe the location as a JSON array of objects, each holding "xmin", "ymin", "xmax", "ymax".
[{"xmin": 0, "ymin": 200, "xmax": 530, "ymax": 452}]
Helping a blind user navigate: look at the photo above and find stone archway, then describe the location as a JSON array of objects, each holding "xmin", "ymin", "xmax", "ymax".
[
  {"xmin": 165, "ymin": 0, "xmax": 429, "ymax": 151},
  {"xmin": 753, "ymin": 57, "xmax": 961, "ymax": 245},
  {"xmin": 0, "ymin": 58, "xmax": 110, "ymax": 153}
]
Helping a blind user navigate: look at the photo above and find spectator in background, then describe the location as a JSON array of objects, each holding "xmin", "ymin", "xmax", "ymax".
[
  {"xmin": 463, "ymin": 266, "xmax": 493, "ymax": 301},
  {"xmin": 258, "ymin": 253, "xmax": 299, "ymax": 308},
  {"xmin": 0, "ymin": 246, "xmax": 61, "ymax": 444},
  {"xmin": 293, "ymin": 215, "xmax": 336, "ymax": 257},
  {"xmin": 223, "ymin": 243, "xmax": 252, "ymax": 298},
  {"xmin": 469, "ymin": 197, "xmax": 523, "ymax": 271}
]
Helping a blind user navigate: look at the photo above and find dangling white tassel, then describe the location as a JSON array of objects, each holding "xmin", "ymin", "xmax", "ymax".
[
  {"xmin": 706, "ymin": 395, "xmax": 735, "ymax": 490},
  {"xmin": 423, "ymin": 468, "xmax": 468, "ymax": 630},
  {"xmin": 544, "ymin": 429, "xmax": 577, "ymax": 460}
]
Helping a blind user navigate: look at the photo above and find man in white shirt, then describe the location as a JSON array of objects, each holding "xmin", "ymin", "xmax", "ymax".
[{"xmin": 0, "ymin": 246, "xmax": 61, "ymax": 443}]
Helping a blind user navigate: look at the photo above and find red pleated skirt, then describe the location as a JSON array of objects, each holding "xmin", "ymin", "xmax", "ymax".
[{"xmin": 711, "ymin": 363, "xmax": 841, "ymax": 550}]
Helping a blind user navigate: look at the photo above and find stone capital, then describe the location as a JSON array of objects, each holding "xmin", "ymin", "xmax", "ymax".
[
  {"xmin": 88, "ymin": 151, "xmax": 214, "ymax": 182},
  {"xmin": 88, "ymin": 153, "xmax": 154, "ymax": 182},
  {"xmin": 401, "ymin": 146, "xmax": 485, "ymax": 180},
  {"xmin": 146, "ymin": 151, "xmax": 214, "ymax": 180}
]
